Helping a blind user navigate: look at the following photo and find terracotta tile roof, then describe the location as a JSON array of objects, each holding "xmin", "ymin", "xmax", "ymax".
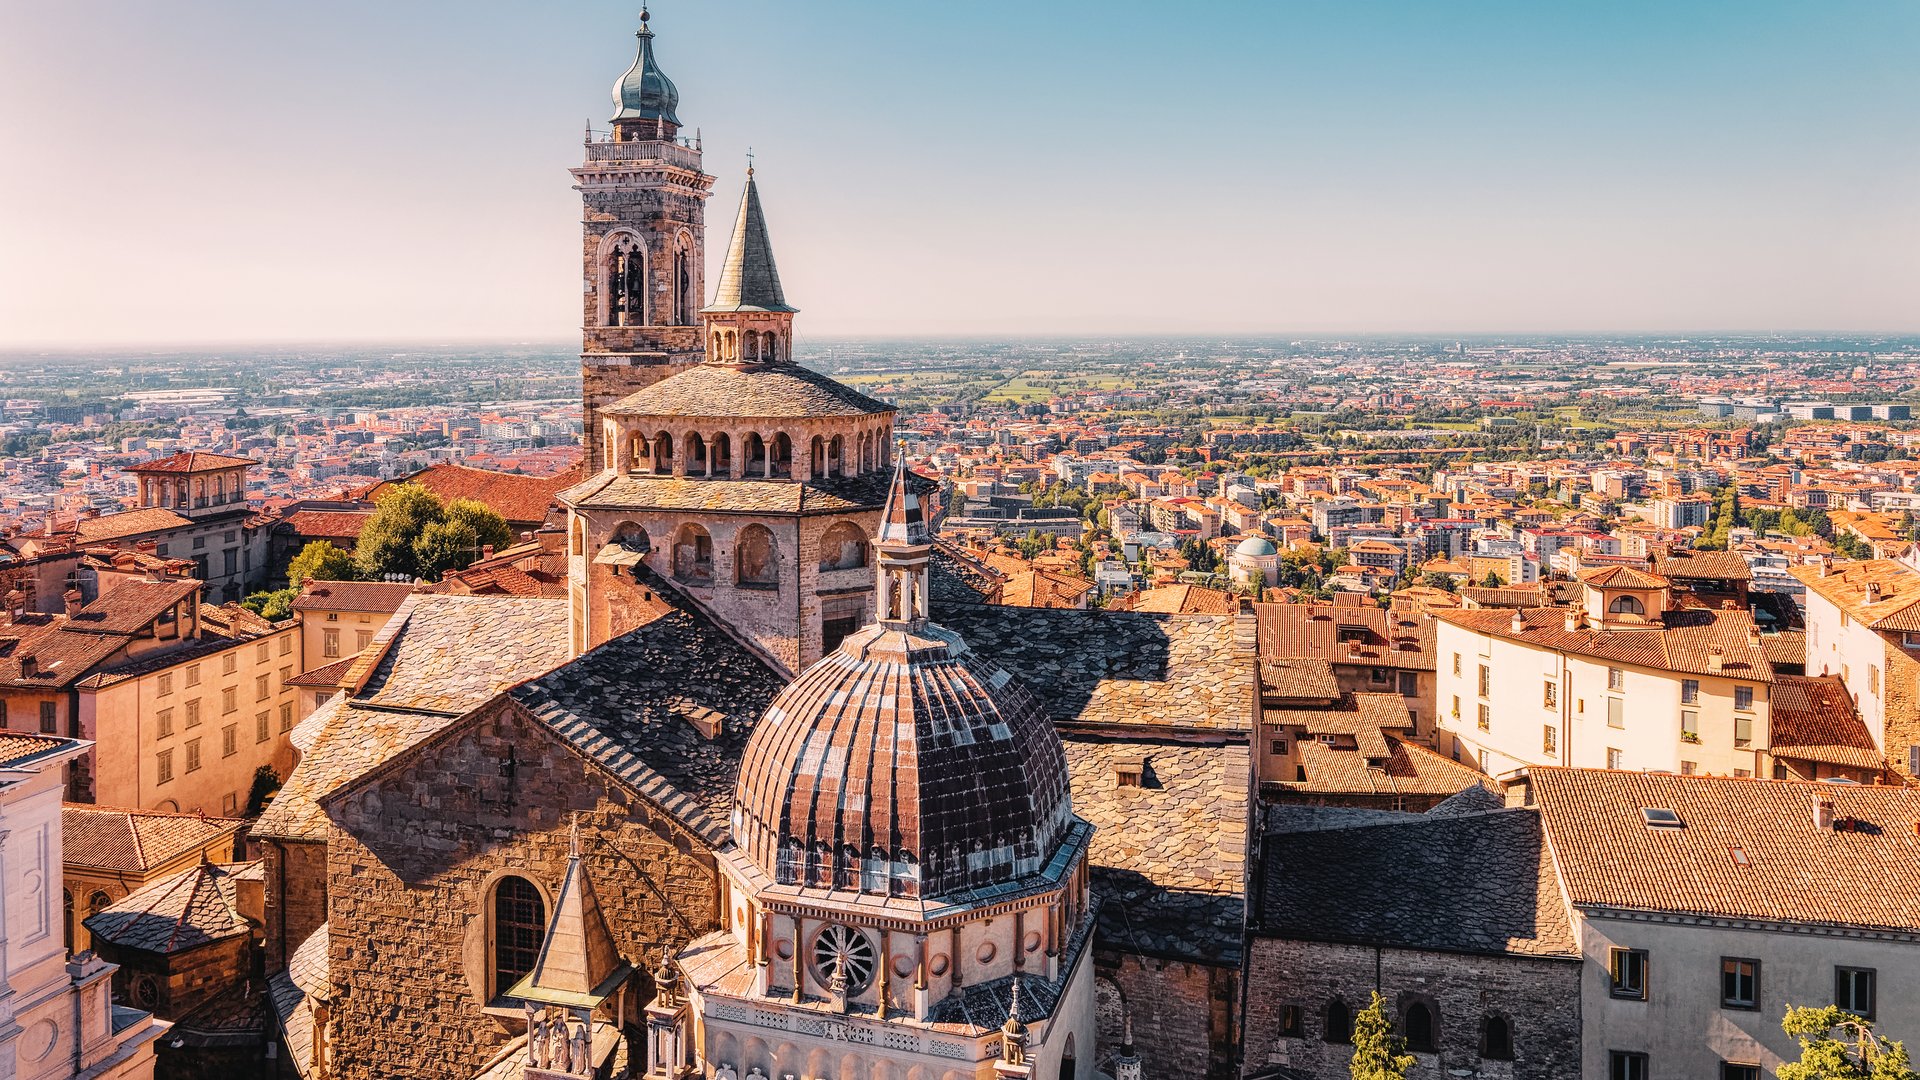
[
  {"xmin": 361, "ymin": 463, "xmax": 582, "ymax": 526},
  {"xmin": 1579, "ymin": 564, "xmax": 1671, "ymax": 590},
  {"xmin": 0, "ymin": 733, "xmax": 78, "ymax": 769},
  {"xmin": 1291, "ymin": 735, "xmax": 1492, "ymax": 797},
  {"xmin": 82, "ymin": 860, "xmax": 255, "ymax": 954},
  {"xmin": 1066, "ymin": 736, "xmax": 1248, "ymax": 961},
  {"xmin": 1767, "ymin": 675, "xmax": 1884, "ymax": 770},
  {"xmin": 1254, "ymin": 601, "xmax": 1436, "ymax": 671},
  {"xmin": 59, "ymin": 578, "xmax": 198, "ymax": 635},
  {"xmin": 1761, "ymin": 629, "xmax": 1807, "ymax": 669},
  {"xmin": 1435, "ymin": 606, "xmax": 1773, "ymax": 682},
  {"xmin": 284, "ymin": 655, "xmax": 359, "ymax": 688},
  {"xmin": 1256, "ymin": 806, "xmax": 1577, "ymax": 957},
  {"xmin": 1652, "ymin": 547, "xmax": 1753, "ymax": 583},
  {"xmin": 276, "ymin": 509, "xmax": 372, "ymax": 540},
  {"xmin": 1258, "ymin": 657, "xmax": 1341, "ymax": 701},
  {"xmin": 62, "ymin": 805, "xmax": 244, "ymax": 873},
  {"xmin": 940, "ymin": 606, "xmax": 1256, "ymax": 733},
  {"xmin": 1792, "ymin": 559, "xmax": 1920, "ymax": 632},
  {"xmin": 23, "ymin": 507, "xmax": 194, "ymax": 544},
  {"xmin": 126, "ymin": 452, "xmax": 257, "ymax": 474},
  {"xmin": 602, "ymin": 363, "xmax": 895, "ymax": 421},
  {"xmin": 1000, "ymin": 568, "xmax": 1096, "ymax": 609},
  {"xmin": 1533, "ymin": 768, "xmax": 1920, "ymax": 930},
  {"xmin": 1120, "ymin": 583, "xmax": 1237, "ymax": 615},
  {"xmin": 290, "ymin": 580, "xmax": 416, "ymax": 613},
  {"xmin": 0, "ymin": 616, "xmax": 125, "ymax": 689}
]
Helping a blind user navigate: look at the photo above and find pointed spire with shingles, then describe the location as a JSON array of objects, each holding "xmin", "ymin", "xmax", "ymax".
[
  {"xmin": 704, "ymin": 169, "xmax": 796, "ymax": 314},
  {"xmin": 518, "ymin": 827, "xmax": 626, "ymax": 1003},
  {"xmin": 876, "ymin": 456, "xmax": 927, "ymax": 549}
]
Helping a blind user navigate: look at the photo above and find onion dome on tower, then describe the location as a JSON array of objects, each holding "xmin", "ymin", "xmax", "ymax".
[
  {"xmin": 730, "ymin": 461, "xmax": 1077, "ymax": 900},
  {"xmin": 612, "ymin": 8, "xmax": 682, "ymax": 129}
]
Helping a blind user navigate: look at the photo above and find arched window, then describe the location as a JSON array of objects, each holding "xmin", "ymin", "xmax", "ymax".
[
  {"xmin": 711, "ymin": 433, "xmax": 733, "ymax": 476},
  {"xmin": 612, "ymin": 522, "xmax": 650, "ymax": 557},
  {"xmin": 1608, "ymin": 594, "xmax": 1645, "ymax": 616},
  {"xmin": 685, "ymin": 432, "xmax": 708, "ymax": 476},
  {"xmin": 491, "ymin": 876, "xmax": 545, "ymax": 998},
  {"xmin": 1404, "ymin": 1001, "xmax": 1437, "ymax": 1052},
  {"xmin": 744, "ymin": 433, "xmax": 768, "ymax": 476},
  {"xmin": 818, "ymin": 522, "xmax": 868, "ymax": 572},
  {"xmin": 674, "ymin": 242, "xmax": 695, "ymax": 326},
  {"xmin": 736, "ymin": 524, "xmax": 781, "ymax": 588},
  {"xmin": 570, "ymin": 517, "xmax": 586, "ymax": 558},
  {"xmin": 828, "ymin": 435, "xmax": 845, "ymax": 477},
  {"xmin": 810, "ymin": 436, "xmax": 826, "ymax": 480},
  {"xmin": 630, "ymin": 432, "xmax": 649, "ymax": 472},
  {"xmin": 673, "ymin": 524, "xmax": 714, "ymax": 583},
  {"xmin": 89, "ymin": 890, "xmax": 112, "ymax": 919},
  {"xmin": 769, "ymin": 433, "xmax": 793, "ymax": 479},
  {"xmin": 604, "ymin": 234, "xmax": 646, "ymax": 327},
  {"xmin": 652, "ymin": 433, "xmax": 673, "ymax": 475},
  {"xmin": 1323, "ymin": 998, "xmax": 1352, "ymax": 1044},
  {"xmin": 710, "ymin": 330, "xmax": 723, "ymax": 360},
  {"xmin": 1481, "ymin": 1014, "xmax": 1513, "ymax": 1060}
]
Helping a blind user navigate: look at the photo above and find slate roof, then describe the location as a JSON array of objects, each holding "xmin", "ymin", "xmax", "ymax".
[
  {"xmin": 63, "ymin": 578, "xmax": 199, "ymax": 635},
  {"xmin": 1066, "ymin": 736, "xmax": 1248, "ymax": 962},
  {"xmin": 928, "ymin": 541, "xmax": 1004, "ymax": 606},
  {"xmin": 1768, "ymin": 675, "xmax": 1883, "ymax": 770},
  {"xmin": 83, "ymin": 860, "xmax": 256, "ymax": 954},
  {"xmin": 704, "ymin": 170, "xmax": 794, "ymax": 314},
  {"xmin": 126, "ymin": 452, "xmax": 257, "ymax": 474},
  {"xmin": 939, "ymin": 605, "xmax": 1255, "ymax": 733},
  {"xmin": 1291, "ymin": 736, "xmax": 1493, "ymax": 798},
  {"xmin": 291, "ymin": 580, "xmax": 415, "ymax": 613},
  {"xmin": 603, "ymin": 363, "xmax": 893, "ymax": 421},
  {"xmin": 1434, "ymin": 606, "xmax": 1773, "ymax": 682},
  {"xmin": 1256, "ymin": 806, "xmax": 1577, "ymax": 958},
  {"xmin": 62, "ymin": 805, "xmax": 245, "ymax": 874},
  {"xmin": 1532, "ymin": 768, "xmax": 1920, "ymax": 931},
  {"xmin": 565, "ymin": 469, "xmax": 912, "ymax": 517}
]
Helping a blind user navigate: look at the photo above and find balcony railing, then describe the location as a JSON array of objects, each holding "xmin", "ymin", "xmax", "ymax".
[{"xmin": 583, "ymin": 137, "xmax": 703, "ymax": 172}]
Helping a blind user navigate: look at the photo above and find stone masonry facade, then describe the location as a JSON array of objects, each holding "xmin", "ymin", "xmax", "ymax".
[
  {"xmin": 321, "ymin": 698, "xmax": 720, "ymax": 1080},
  {"xmin": 1241, "ymin": 938, "xmax": 1581, "ymax": 1080},
  {"xmin": 1098, "ymin": 953, "xmax": 1241, "ymax": 1080}
]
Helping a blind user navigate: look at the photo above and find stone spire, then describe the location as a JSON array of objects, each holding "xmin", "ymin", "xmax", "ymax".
[
  {"xmin": 874, "ymin": 456, "xmax": 931, "ymax": 628},
  {"xmin": 706, "ymin": 167, "xmax": 795, "ymax": 315},
  {"xmin": 1113, "ymin": 1008, "xmax": 1143, "ymax": 1080},
  {"xmin": 999, "ymin": 981, "xmax": 1029, "ymax": 1065},
  {"xmin": 517, "ymin": 816, "xmax": 627, "ymax": 1002}
]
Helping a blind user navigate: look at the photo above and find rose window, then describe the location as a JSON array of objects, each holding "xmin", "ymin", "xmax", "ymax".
[{"xmin": 810, "ymin": 924, "xmax": 876, "ymax": 994}]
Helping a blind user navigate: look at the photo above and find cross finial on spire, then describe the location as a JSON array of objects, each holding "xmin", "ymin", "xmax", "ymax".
[{"xmin": 746, "ymin": 147, "xmax": 755, "ymax": 177}]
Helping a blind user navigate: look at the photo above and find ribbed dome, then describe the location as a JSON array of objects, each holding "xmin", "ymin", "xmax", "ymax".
[
  {"xmin": 611, "ymin": 13, "xmax": 681, "ymax": 126},
  {"xmin": 731, "ymin": 623, "xmax": 1074, "ymax": 900}
]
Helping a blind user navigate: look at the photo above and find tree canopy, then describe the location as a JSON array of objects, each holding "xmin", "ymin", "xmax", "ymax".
[
  {"xmin": 1778, "ymin": 1005, "xmax": 1917, "ymax": 1080},
  {"xmin": 288, "ymin": 540, "xmax": 359, "ymax": 584},
  {"xmin": 1349, "ymin": 991, "xmax": 1415, "ymax": 1080},
  {"xmin": 354, "ymin": 485, "xmax": 513, "ymax": 582}
]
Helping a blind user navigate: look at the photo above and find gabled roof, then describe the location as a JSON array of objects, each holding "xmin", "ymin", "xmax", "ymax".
[
  {"xmin": 1119, "ymin": 583, "xmax": 1237, "ymax": 615},
  {"xmin": 1652, "ymin": 547, "xmax": 1752, "ymax": 583},
  {"xmin": 126, "ymin": 452, "xmax": 257, "ymax": 474},
  {"xmin": 290, "ymin": 580, "xmax": 415, "ymax": 614},
  {"xmin": 1792, "ymin": 559, "xmax": 1920, "ymax": 632},
  {"xmin": 1578, "ymin": 564, "xmax": 1670, "ymax": 591},
  {"xmin": 21, "ymin": 507, "xmax": 194, "ymax": 545},
  {"xmin": 83, "ymin": 860, "xmax": 256, "ymax": 954},
  {"xmin": 1767, "ymin": 675, "xmax": 1884, "ymax": 770},
  {"xmin": 1435, "ymin": 606, "xmax": 1773, "ymax": 683},
  {"xmin": 62, "ymin": 805, "xmax": 245, "ymax": 874},
  {"xmin": 1533, "ymin": 768, "xmax": 1920, "ymax": 931},
  {"xmin": 60, "ymin": 578, "xmax": 199, "ymax": 636}
]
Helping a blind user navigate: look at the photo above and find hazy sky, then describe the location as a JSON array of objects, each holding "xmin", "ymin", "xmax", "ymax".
[{"xmin": 2, "ymin": 1, "xmax": 1916, "ymax": 346}]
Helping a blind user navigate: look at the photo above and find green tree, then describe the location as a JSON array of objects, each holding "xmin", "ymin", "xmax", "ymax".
[
  {"xmin": 241, "ymin": 587, "xmax": 298, "ymax": 621},
  {"xmin": 1247, "ymin": 568, "xmax": 1266, "ymax": 599},
  {"xmin": 1481, "ymin": 570, "xmax": 1507, "ymax": 588},
  {"xmin": 1421, "ymin": 571, "xmax": 1457, "ymax": 593},
  {"xmin": 355, "ymin": 484, "xmax": 445, "ymax": 580},
  {"xmin": 1777, "ymin": 1005, "xmax": 1918, "ymax": 1080},
  {"xmin": 414, "ymin": 519, "xmax": 485, "ymax": 580},
  {"xmin": 441, "ymin": 498, "xmax": 514, "ymax": 555},
  {"xmin": 287, "ymin": 540, "xmax": 359, "ymax": 584},
  {"xmin": 1349, "ymin": 991, "xmax": 1415, "ymax": 1080},
  {"xmin": 244, "ymin": 765, "xmax": 282, "ymax": 818}
]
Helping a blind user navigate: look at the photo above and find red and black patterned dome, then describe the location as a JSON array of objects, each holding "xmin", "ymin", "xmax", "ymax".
[{"xmin": 731, "ymin": 622, "xmax": 1074, "ymax": 901}]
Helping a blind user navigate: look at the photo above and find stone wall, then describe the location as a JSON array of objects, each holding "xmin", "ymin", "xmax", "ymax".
[
  {"xmin": 1240, "ymin": 937, "xmax": 1581, "ymax": 1080},
  {"xmin": 263, "ymin": 839, "xmax": 328, "ymax": 972},
  {"xmin": 1880, "ymin": 639, "xmax": 1920, "ymax": 781},
  {"xmin": 322, "ymin": 697, "xmax": 721, "ymax": 1080},
  {"xmin": 1095, "ymin": 952, "xmax": 1240, "ymax": 1080}
]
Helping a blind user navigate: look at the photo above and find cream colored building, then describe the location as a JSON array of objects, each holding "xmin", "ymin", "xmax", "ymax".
[
  {"xmin": 1435, "ymin": 566, "xmax": 1772, "ymax": 777},
  {"xmin": 0, "ymin": 733, "xmax": 167, "ymax": 1078},
  {"xmin": 1793, "ymin": 558, "xmax": 1920, "ymax": 781}
]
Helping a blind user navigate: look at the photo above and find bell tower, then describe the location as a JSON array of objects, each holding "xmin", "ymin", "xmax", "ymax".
[{"xmin": 572, "ymin": 7, "xmax": 714, "ymax": 471}]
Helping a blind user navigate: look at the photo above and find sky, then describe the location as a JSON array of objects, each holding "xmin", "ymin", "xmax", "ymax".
[{"xmin": 1, "ymin": 0, "xmax": 1916, "ymax": 346}]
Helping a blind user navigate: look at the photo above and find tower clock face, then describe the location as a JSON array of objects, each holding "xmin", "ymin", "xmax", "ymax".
[{"xmin": 810, "ymin": 924, "xmax": 877, "ymax": 994}]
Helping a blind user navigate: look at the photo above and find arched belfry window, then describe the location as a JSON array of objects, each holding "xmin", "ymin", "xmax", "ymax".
[
  {"xmin": 674, "ymin": 243, "xmax": 694, "ymax": 326},
  {"xmin": 605, "ymin": 235, "xmax": 646, "ymax": 327},
  {"xmin": 492, "ymin": 877, "xmax": 545, "ymax": 998}
]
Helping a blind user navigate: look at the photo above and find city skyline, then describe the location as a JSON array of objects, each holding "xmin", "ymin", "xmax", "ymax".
[{"xmin": 2, "ymin": 0, "xmax": 1917, "ymax": 347}]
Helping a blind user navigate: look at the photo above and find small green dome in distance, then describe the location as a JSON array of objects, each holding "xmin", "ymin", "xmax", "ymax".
[{"xmin": 612, "ymin": 9, "xmax": 681, "ymax": 126}]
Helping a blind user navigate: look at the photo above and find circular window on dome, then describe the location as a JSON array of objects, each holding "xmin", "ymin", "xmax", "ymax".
[
  {"xmin": 810, "ymin": 924, "xmax": 876, "ymax": 994},
  {"xmin": 977, "ymin": 941, "xmax": 998, "ymax": 965}
]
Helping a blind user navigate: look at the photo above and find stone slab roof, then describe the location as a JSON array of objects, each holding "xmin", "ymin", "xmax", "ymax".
[
  {"xmin": 1066, "ymin": 736, "xmax": 1247, "ymax": 962},
  {"xmin": 23, "ymin": 507, "xmax": 195, "ymax": 544},
  {"xmin": 83, "ymin": 860, "xmax": 256, "ymax": 954},
  {"xmin": 1769, "ymin": 675, "xmax": 1883, "ymax": 770},
  {"xmin": 1533, "ymin": 768, "xmax": 1920, "ymax": 931},
  {"xmin": 354, "ymin": 595, "xmax": 570, "ymax": 714},
  {"xmin": 1290, "ymin": 735, "xmax": 1492, "ymax": 798},
  {"xmin": 940, "ymin": 605, "xmax": 1255, "ymax": 734},
  {"xmin": 603, "ymin": 362, "xmax": 893, "ymax": 421},
  {"xmin": 1257, "ymin": 806, "xmax": 1577, "ymax": 958},
  {"xmin": 62, "ymin": 805, "xmax": 244, "ymax": 874},
  {"xmin": 564, "ymin": 468, "xmax": 913, "ymax": 517}
]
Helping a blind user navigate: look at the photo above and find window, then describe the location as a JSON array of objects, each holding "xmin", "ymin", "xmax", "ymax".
[
  {"xmin": 1478, "ymin": 665, "xmax": 1491, "ymax": 697},
  {"xmin": 1721, "ymin": 958, "xmax": 1759, "ymax": 1010},
  {"xmin": 1480, "ymin": 1015, "xmax": 1513, "ymax": 1061},
  {"xmin": 1607, "ymin": 748, "xmax": 1624, "ymax": 769},
  {"xmin": 280, "ymin": 635, "xmax": 292, "ymax": 656},
  {"xmin": 1735, "ymin": 686, "xmax": 1754, "ymax": 711},
  {"xmin": 157, "ymin": 708, "xmax": 173, "ymax": 738},
  {"xmin": 158, "ymin": 673, "xmax": 173, "ymax": 696},
  {"xmin": 156, "ymin": 749, "xmax": 173, "ymax": 785},
  {"xmin": 281, "ymin": 666, "xmax": 292, "ymax": 685},
  {"xmin": 1399, "ymin": 671, "xmax": 1419, "ymax": 696},
  {"xmin": 492, "ymin": 877, "xmax": 546, "ymax": 998},
  {"xmin": 322, "ymin": 628, "xmax": 341, "ymax": 659},
  {"xmin": 356, "ymin": 629, "xmax": 374, "ymax": 651},
  {"xmin": 1270, "ymin": 739, "xmax": 1287, "ymax": 757},
  {"xmin": 1681, "ymin": 760, "xmax": 1698, "ymax": 775},
  {"xmin": 1543, "ymin": 725, "xmax": 1557, "ymax": 755},
  {"xmin": 734, "ymin": 524, "xmax": 781, "ymax": 588},
  {"xmin": 1451, "ymin": 695, "xmax": 1461, "ymax": 718},
  {"xmin": 1610, "ymin": 948, "xmax": 1648, "ymax": 999},
  {"xmin": 1609, "ymin": 1053, "xmax": 1649, "ymax": 1080},
  {"xmin": 186, "ymin": 700, "xmax": 201, "ymax": 728},
  {"xmin": 256, "ymin": 712, "xmax": 270, "ymax": 744},
  {"xmin": 1836, "ymin": 967, "xmax": 1876, "ymax": 1019},
  {"xmin": 256, "ymin": 673, "xmax": 270, "ymax": 701},
  {"xmin": 39, "ymin": 702, "xmax": 56, "ymax": 734},
  {"xmin": 185, "ymin": 738, "xmax": 202, "ymax": 772},
  {"xmin": 1607, "ymin": 698, "xmax": 1624, "ymax": 729},
  {"xmin": 186, "ymin": 664, "xmax": 202, "ymax": 687},
  {"xmin": 1608, "ymin": 667, "xmax": 1625, "ymax": 691},
  {"xmin": 222, "ymin": 687, "xmax": 237, "ymax": 714},
  {"xmin": 1681, "ymin": 678, "xmax": 1699, "ymax": 704},
  {"xmin": 1543, "ymin": 681, "xmax": 1558, "ymax": 709},
  {"xmin": 1682, "ymin": 710, "xmax": 1699, "ymax": 738},
  {"xmin": 1403, "ymin": 1001, "xmax": 1437, "ymax": 1053},
  {"xmin": 1871, "ymin": 665, "xmax": 1881, "ymax": 694},
  {"xmin": 1722, "ymin": 1066, "xmax": 1760, "ymax": 1080},
  {"xmin": 256, "ymin": 642, "xmax": 270, "ymax": 663},
  {"xmin": 1280, "ymin": 1004, "xmax": 1303, "ymax": 1038},
  {"xmin": 280, "ymin": 703, "xmax": 294, "ymax": 733},
  {"xmin": 222, "ymin": 652, "xmax": 237, "ymax": 675},
  {"xmin": 1453, "ymin": 653, "xmax": 1462, "ymax": 676},
  {"xmin": 1370, "ymin": 667, "xmax": 1389, "ymax": 685},
  {"xmin": 0, "ymin": 701, "xmax": 7, "ymax": 728},
  {"xmin": 222, "ymin": 724, "xmax": 238, "ymax": 758},
  {"xmin": 1323, "ymin": 998, "xmax": 1352, "ymax": 1044},
  {"xmin": 1735, "ymin": 715, "xmax": 1753, "ymax": 747}
]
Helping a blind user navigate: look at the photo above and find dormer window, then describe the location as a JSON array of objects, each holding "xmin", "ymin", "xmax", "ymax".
[{"xmin": 1114, "ymin": 758, "xmax": 1145, "ymax": 787}]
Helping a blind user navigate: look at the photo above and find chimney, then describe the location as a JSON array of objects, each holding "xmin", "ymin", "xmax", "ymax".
[
  {"xmin": 1564, "ymin": 609, "xmax": 1584, "ymax": 633},
  {"xmin": 1707, "ymin": 646, "xmax": 1725, "ymax": 673},
  {"xmin": 1866, "ymin": 581, "xmax": 1883, "ymax": 603},
  {"xmin": 1814, "ymin": 794, "xmax": 1836, "ymax": 830},
  {"xmin": 64, "ymin": 588, "xmax": 84, "ymax": 618},
  {"xmin": 1510, "ymin": 610, "xmax": 1527, "ymax": 634},
  {"xmin": 1748, "ymin": 626, "xmax": 1762, "ymax": 649},
  {"xmin": 481, "ymin": 544, "xmax": 495, "ymax": 560}
]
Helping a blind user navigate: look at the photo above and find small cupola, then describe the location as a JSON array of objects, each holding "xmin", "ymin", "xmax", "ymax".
[
  {"xmin": 701, "ymin": 167, "xmax": 798, "ymax": 366},
  {"xmin": 611, "ymin": 8, "xmax": 682, "ymax": 136}
]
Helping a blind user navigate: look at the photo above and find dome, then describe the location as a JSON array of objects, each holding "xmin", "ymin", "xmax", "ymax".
[
  {"xmin": 731, "ymin": 623, "xmax": 1075, "ymax": 900},
  {"xmin": 1235, "ymin": 536, "xmax": 1278, "ymax": 558},
  {"xmin": 611, "ymin": 12, "xmax": 681, "ymax": 126}
]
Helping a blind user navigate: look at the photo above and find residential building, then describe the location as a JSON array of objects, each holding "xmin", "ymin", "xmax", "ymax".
[
  {"xmin": 1793, "ymin": 558, "xmax": 1920, "ymax": 781},
  {"xmin": 1255, "ymin": 600, "xmax": 1437, "ymax": 737}
]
